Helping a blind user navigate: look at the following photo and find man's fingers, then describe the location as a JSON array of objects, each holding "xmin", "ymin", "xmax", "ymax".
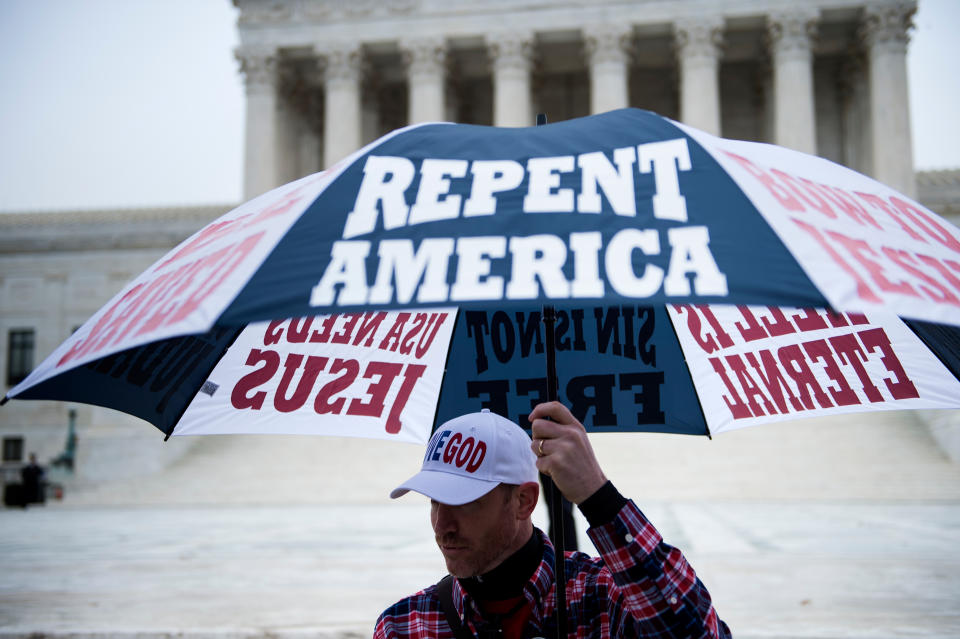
[
  {"xmin": 528, "ymin": 400, "xmax": 607, "ymax": 504},
  {"xmin": 531, "ymin": 437, "xmax": 548, "ymax": 458},
  {"xmin": 529, "ymin": 401, "xmax": 584, "ymax": 443},
  {"xmin": 532, "ymin": 434, "xmax": 578, "ymax": 465},
  {"xmin": 530, "ymin": 419, "xmax": 565, "ymax": 442},
  {"xmin": 528, "ymin": 400, "xmax": 572, "ymax": 425},
  {"xmin": 535, "ymin": 455, "xmax": 551, "ymax": 476}
]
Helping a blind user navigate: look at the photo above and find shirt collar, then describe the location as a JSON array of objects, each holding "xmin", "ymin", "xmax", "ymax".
[{"xmin": 452, "ymin": 528, "xmax": 556, "ymax": 627}]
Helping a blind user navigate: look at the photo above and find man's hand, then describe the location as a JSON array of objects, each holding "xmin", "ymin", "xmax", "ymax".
[{"xmin": 528, "ymin": 401, "xmax": 607, "ymax": 504}]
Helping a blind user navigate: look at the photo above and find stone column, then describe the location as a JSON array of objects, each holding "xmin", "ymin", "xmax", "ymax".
[
  {"xmin": 284, "ymin": 90, "xmax": 323, "ymax": 180},
  {"xmin": 767, "ymin": 10, "xmax": 819, "ymax": 155},
  {"xmin": 236, "ymin": 46, "xmax": 279, "ymax": 199},
  {"xmin": 838, "ymin": 55, "xmax": 871, "ymax": 176},
  {"xmin": 402, "ymin": 37, "xmax": 447, "ymax": 124},
  {"xmin": 583, "ymin": 24, "xmax": 632, "ymax": 115},
  {"xmin": 674, "ymin": 17, "xmax": 724, "ymax": 135},
  {"xmin": 321, "ymin": 44, "xmax": 364, "ymax": 168},
  {"xmin": 274, "ymin": 65, "xmax": 298, "ymax": 184},
  {"xmin": 487, "ymin": 32, "xmax": 534, "ymax": 127},
  {"xmin": 299, "ymin": 71, "xmax": 324, "ymax": 176},
  {"xmin": 861, "ymin": 1, "xmax": 916, "ymax": 198}
]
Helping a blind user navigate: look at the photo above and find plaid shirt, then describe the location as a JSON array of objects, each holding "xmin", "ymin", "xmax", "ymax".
[{"xmin": 374, "ymin": 499, "xmax": 731, "ymax": 638}]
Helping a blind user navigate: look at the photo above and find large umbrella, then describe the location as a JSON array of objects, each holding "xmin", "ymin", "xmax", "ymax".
[
  {"xmin": 7, "ymin": 107, "xmax": 958, "ymax": 433},
  {"xmin": 5, "ymin": 108, "xmax": 960, "ymax": 634}
]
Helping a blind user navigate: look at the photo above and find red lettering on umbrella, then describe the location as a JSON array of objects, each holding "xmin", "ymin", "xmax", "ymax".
[
  {"xmin": 791, "ymin": 218, "xmax": 882, "ymax": 303},
  {"xmin": 723, "ymin": 152, "xmax": 805, "ymax": 212},
  {"xmin": 274, "ymin": 354, "xmax": 329, "ymax": 413},
  {"xmin": 858, "ymin": 328, "xmax": 920, "ymax": 400},
  {"xmin": 888, "ymin": 197, "xmax": 960, "ymax": 253},
  {"xmin": 673, "ymin": 305, "xmax": 735, "ymax": 354},
  {"xmin": 708, "ymin": 326, "xmax": 919, "ymax": 421},
  {"xmin": 314, "ymin": 358, "xmax": 360, "ymax": 415},
  {"xmin": 228, "ymin": 348, "xmax": 430, "ymax": 436},
  {"xmin": 58, "ymin": 232, "xmax": 266, "ymax": 368},
  {"xmin": 742, "ymin": 350, "xmax": 804, "ymax": 413},
  {"xmin": 708, "ymin": 356, "xmax": 752, "ymax": 418},
  {"xmin": 347, "ymin": 361, "xmax": 404, "ymax": 419},
  {"xmin": 231, "ymin": 349, "xmax": 281, "ymax": 410}
]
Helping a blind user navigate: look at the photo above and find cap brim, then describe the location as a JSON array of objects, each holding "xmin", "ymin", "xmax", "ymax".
[{"xmin": 389, "ymin": 468, "xmax": 500, "ymax": 505}]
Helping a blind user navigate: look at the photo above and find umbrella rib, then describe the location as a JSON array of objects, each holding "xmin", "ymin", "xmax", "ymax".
[
  {"xmin": 664, "ymin": 308, "xmax": 713, "ymax": 440},
  {"xmin": 162, "ymin": 325, "xmax": 246, "ymax": 442}
]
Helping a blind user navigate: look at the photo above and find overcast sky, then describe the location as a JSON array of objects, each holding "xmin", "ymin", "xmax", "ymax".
[{"xmin": 0, "ymin": 0, "xmax": 956, "ymax": 212}]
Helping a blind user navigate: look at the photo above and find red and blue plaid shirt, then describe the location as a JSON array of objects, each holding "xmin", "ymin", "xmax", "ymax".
[{"xmin": 374, "ymin": 499, "xmax": 731, "ymax": 638}]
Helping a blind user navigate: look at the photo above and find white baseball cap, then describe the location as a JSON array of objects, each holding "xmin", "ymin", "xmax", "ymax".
[{"xmin": 390, "ymin": 408, "xmax": 539, "ymax": 505}]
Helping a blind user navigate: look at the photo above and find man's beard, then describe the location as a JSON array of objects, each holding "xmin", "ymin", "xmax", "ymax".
[{"xmin": 437, "ymin": 523, "xmax": 515, "ymax": 578}]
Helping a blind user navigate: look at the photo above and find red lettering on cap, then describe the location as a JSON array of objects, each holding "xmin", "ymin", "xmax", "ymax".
[
  {"xmin": 443, "ymin": 433, "xmax": 462, "ymax": 464},
  {"xmin": 466, "ymin": 441, "xmax": 487, "ymax": 472},
  {"xmin": 439, "ymin": 433, "xmax": 488, "ymax": 473},
  {"xmin": 456, "ymin": 437, "xmax": 476, "ymax": 467}
]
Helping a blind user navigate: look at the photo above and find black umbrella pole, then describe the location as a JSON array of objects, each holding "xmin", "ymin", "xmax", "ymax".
[{"xmin": 542, "ymin": 304, "xmax": 568, "ymax": 638}]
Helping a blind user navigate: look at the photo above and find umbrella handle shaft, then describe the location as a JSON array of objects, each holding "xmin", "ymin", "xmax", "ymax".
[
  {"xmin": 542, "ymin": 304, "xmax": 568, "ymax": 638},
  {"xmin": 543, "ymin": 305, "xmax": 559, "ymax": 402}
]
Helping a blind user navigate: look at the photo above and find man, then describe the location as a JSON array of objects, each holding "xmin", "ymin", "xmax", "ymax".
[
  {"xmin": 375, "ymin": 402, "xmax": 730, "ymax": 638},
  {"xmin": 20, "ymin": 453, "xmax": 45, "ymax": 507}
]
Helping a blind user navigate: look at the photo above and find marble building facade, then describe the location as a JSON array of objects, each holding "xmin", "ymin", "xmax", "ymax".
[
  {"xmin": 233, "ymin": 0, "xmax": 918, "ymax": 200},
  {"xmin": 3, "ymin": 0, "xmax": 959, "ymax": 484}
]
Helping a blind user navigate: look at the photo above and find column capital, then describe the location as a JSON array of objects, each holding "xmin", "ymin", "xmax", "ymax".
[
  {"xmin": 400, "ymin": 37, "xmax": 448, "ymax": 80},
  {"xmin": 674, "ymin": 16, "xmax": 724, "ymax": 63},
  {"xmin": 583, "ymin": 23, "xmax": 634, "ymax": 67},
  {"xmin": 767, "ymin": 9, "xmax": 819, "ymax": 61},
  {"xmin": 860, "ymin": 1, "xmax": 916, "ymax": 54},
  {"xmin": 235, "ymin": 45, "xmax": 278, "ymax": 92},
  {"xmin": 486, "ymin": 31, "xmax": 535, "ymax": 73},
  {"xmin": 319, "ymin": 43, "xmax": 364, "ymax": 86}
]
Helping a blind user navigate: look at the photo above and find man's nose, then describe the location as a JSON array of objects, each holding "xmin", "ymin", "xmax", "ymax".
[{"xmin": 432, "ymin": 503, "xmax": 458, "ymax": 533}]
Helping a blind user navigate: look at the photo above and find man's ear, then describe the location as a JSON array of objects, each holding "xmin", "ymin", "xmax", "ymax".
[{"xmin": 515, "ymin": 481, "xmax": 539, "ymax": 520}]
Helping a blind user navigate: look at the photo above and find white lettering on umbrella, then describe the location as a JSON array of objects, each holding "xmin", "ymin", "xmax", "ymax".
[
  {"xmin": 507, "ymin": 234, "xmax": 571, "ymax": 299},
  {"xmin": 340, "ymin": 137, "xmax": 695, "ymax": 237},
  {"xmin": 577, "ymin": 148, "xmax": 637, "ymax": 216},
  {"xmin": 309, "ymin": 227, "xmax": 725, "ymax": 306},
  {"xmin": 408, "ymin": 159, "xmax": 469, "ymax": 226},
  {"xmin": 370, "ymin": 239, "xmax": 454, "ymax": 304},
  {"xmin": 638, "ymin": 138, "xmax": 692, "ymax": 222},
  {"xmin": 664, "ymin": 227, "xmax": 729, "ymax": 295},
  {"xmin": 316, "ymin": 137, "xmax": 726, "ymax": 306},
  {"xmin": 449, "ymin": 237, "xmax": 507, "ymax": 300},
  {"xmin": 343, "ymin": 155, "xmax": 415, "ymax": 238},
  {"xmin": 464, "ymin": 160, "xmax": 525, "ymax": 217},
  {"xmin": 569, "ymin": 231, "xmax": 605, "ymax": 297},
  {"xmin": 523, "ymin": 156, "xmax": 576, "ymax": 213},
  {"xmin": 311, "ymin": 240, "xmax": 371, "ymax": 306},
  {"xmin": 605, "ymin": 229, "xmax": 664, "ymax": 297},
  {"xmin": 450, "ymin": 237, "xmax": 507, "ymax": 300}
]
